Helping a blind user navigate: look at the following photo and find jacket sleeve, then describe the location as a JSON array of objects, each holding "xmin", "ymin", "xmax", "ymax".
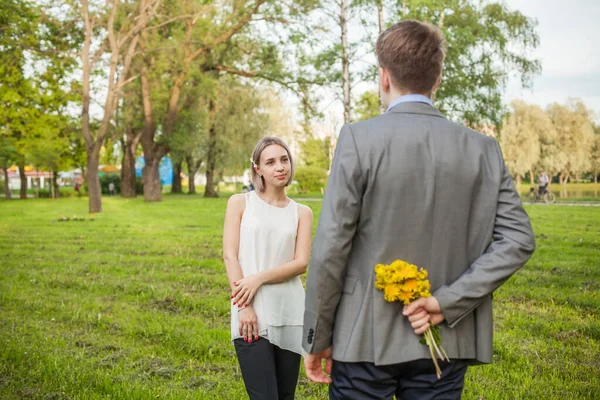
[
  {"xmin": 434, "ymin": 141, "xmax": 536, "ymax": 327},
  {"xmin": 302, "ymin": 124, "xmax": 364, "ymax": 354}
]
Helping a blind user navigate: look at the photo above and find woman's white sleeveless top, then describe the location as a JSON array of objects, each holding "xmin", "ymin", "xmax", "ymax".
[{"xmin": 230, "ymin": 191, "xmax": 305, "ymax": 355}]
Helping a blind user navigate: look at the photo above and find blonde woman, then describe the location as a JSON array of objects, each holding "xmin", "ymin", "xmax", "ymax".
[{"xmin": 223, "ymin": 137, "xmax": 313, "ymax": 399}]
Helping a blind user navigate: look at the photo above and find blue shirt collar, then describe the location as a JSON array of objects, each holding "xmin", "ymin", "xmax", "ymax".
[{"xmin": 386, "ymin": 94, "xmax": 433, "ymax": 112}]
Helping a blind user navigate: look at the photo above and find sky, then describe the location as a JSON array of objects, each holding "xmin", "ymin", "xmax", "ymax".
[{"xmin": 498, "ymin": 0, "xmax": 600, "ymax": 116}]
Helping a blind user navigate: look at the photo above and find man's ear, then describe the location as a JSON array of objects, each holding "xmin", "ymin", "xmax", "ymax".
[
  {"xmin": 380, "ymin": 67, "xmax": 391, "ymax": 94},
  {"xmin": 432, "ymin": 73, "xmax": 442, "ymax": 93}
]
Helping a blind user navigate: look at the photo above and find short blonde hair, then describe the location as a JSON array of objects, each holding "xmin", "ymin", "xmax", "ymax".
[{"xmin": 250, "ymin": 137, "xmax": 294, "ymax": 192}]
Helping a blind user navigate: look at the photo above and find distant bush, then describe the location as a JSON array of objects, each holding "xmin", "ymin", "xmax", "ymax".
[{"xmin": 294, "ymin": 167, "xmax": 328, "ymax": 193}]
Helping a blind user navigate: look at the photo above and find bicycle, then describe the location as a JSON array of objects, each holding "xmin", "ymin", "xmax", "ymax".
[{"xmin": 528, "ymin": 187, "xmax": 556, "ymax": 204}]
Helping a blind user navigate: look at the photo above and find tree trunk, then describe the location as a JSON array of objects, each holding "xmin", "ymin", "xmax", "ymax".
[
  {"xmin": 402, "ymin": 0, "xmax": 408, "ymax": 17},
  {"xmin": 120, "ymin": 129, "xmax": 140, "ymax": 198},
  {"xmin": 120, "ymin": 142, "xmax": 137, "ymax": 197},
  {"xmin": 186, "ymin": 156, "xmax": 201, "ymax": 195},
  {"xmin": 594, "ymin": 167, "xmax": 598, "ymax": 184},
  {"xmin": 340, "ymin": 0, "xmax": 351, "ymax": 124},
  {"xmin": 515, "ymin": 174, "xmax": 521, "ymax": 188},
  {"xmin": 142, "ymin": 153, "xmax": 162, "ymax": 202},
  {"xmin": 53, "ymin": 171, "xmax": 60, "ymax": 199},
  {"xmin": 559, "ymin": 172, "xmax": 564, "ymax": 185},
  {"xmin": 529, "ymin": 169, "xmax": 534, "ymax": 185},
  {"xmin": 575, "ymin": 172, "xmax": 580, "ymax": 183},
  {"xmin": 377, "ymin": 0, "xmax": 385, "ymax": 115},
  {"xmin": 18, "ymin": 160, "xmax": 27, "ymax": 199},
  {"xmin": 204, "ymin": 125, "xmax": 218, "ymax": 198},
  {"xmin": 3, "ymin": 167, "xmax": 10, "ymax": 200},
  {"xmin": 188, "ymin": 171, "xmax": 196, "ymax": 194},
  {"xmin": 204, "ymin": 163, "xmax": 218, "ymax": 198},
  {"xmin": 171, "ymin": 159, "xmax": 182, "ymax": 193},
  {"xmin": 87, "ymin": 150, "xmax": 102, "ymax": 213},
  {"xmin": 204, "ymin": 99, "xmax": 218, "ymax": 198}
]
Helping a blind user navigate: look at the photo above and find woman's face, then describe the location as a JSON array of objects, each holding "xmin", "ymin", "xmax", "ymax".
[{"xmin": 256, "ymin": 144, "xmax": 290, "ymax": 189}]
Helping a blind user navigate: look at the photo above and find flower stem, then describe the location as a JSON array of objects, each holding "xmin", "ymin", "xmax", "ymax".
[{"xmin": 425, "ymin": 329, "xmax": 442, "ymax": 379}]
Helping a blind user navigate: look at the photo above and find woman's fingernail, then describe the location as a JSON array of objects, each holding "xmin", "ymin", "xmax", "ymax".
[
  {"xmin": 255, "ymin": 335, "xmax": 258, "ymax": 341},
  {"xmin": 245, "ymin": 304, "xmax": 249, "ymax": 307},
  {"xmin": 233, "ymin": 302, "xmax": 236, "ymax": 305},
  {"xmin": 248, "ymin": 339, "xmax": 252, "ymax": 343},
  {"xmin": 230, "ymin": 295, "xmax": 234, "ymax": 298}
]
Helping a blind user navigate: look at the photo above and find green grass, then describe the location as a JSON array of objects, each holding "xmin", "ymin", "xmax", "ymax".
[{"xmin": 0, "ymin": 197, "xmax": 598, "ymax": 399}]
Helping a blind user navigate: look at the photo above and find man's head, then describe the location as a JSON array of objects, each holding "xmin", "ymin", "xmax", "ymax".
[{"xmin": 376, "ymin": 20, "xmax": 447, "ymax": 106}]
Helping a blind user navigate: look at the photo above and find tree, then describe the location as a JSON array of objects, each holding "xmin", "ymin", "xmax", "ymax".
[
  {"xmin": 1, "ymin": 0, "xmax": 80, "ymax": 199},
  {"xmin": 137, "ymin": 0, "xmax": 319, "ymax": 200},
  {"xmin": 546, "ymin": 100, "xmax": 595, "ymax": 185},
  {"xmin": 353, "ymin": 0, "xmax": 386, "ymax": 114},
  {"xmin": 499, "ymin": 100, "xmax": 554, "ymax": 187},
  {"xmin": 115, "ymin": 74, "xmax": 143, "ymax": 198},
  {"xmin": 0, "ymin": 134, "xmax": 18, "ymax": 199},
  {"xmin": 205, "ymin": 79, "xmax": 271, "ymax": 197},
  {"xmin": 389, "ymin": 0, "xmax": 540, "ymax": 127},
  {"xmin": 309, "ymin": 0, "xmax": 360, "ymax": 124},
  {"xmin": 136, "ymin": 0, "xmax": 267, "ymax": 201},
  {"xmin": 79, "ymin": 0, "xmax": 154, "ymax": 212}
]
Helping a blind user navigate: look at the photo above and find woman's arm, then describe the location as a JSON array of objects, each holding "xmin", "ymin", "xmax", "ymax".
[
  {"xmin": 223, "ymin": 194, "xmax": 246, "ymax": 293},
  {"xmin": 223, "ymin": 194, "xmax": 259, "ymax": 342},
  {"xmin": 232, "ymin": 204, "xmax": 313, "ymax": 306}
]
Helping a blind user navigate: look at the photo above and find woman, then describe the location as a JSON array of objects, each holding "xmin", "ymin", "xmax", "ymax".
[{"xmin": 222, "ymin": 137, "xmax": 313, "ymax": 399}]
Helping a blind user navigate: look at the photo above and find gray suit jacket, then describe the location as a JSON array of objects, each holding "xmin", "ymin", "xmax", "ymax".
[{"xmin": 302, "ymin": 102, "xmax": 535, "ymax": 365}]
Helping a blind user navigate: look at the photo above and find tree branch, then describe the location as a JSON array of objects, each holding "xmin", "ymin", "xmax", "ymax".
[{"xmin": 186, "ymin": 0, "xmax": 267, "ymax": 63}]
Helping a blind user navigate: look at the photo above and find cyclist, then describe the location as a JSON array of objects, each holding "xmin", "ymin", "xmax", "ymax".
[{"xmin": 538, "ymin": 171, "xmax": 550, "ymax": 196}]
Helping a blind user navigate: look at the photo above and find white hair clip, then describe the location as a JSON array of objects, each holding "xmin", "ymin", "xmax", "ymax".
[{"xmin": 250, "ymin": 158, "xmax": 257, "ymax": 168}]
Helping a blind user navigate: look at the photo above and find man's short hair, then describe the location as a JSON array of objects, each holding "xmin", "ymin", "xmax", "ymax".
[{"xmin": 376, "ymin": 20, "xmax": 447, "ymax": 95}]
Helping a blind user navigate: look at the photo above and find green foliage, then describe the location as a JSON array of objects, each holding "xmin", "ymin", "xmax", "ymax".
[
  {"xmin": 294, "ymin": 166, "xmax": 328, "ymax": 193},
  {"xmin": 355, "ymin": 90, "xmax": 380, "ymax": 121},
  {"xmin": 299, "ymin": 136, "xmax": 332, "ymax": 171},
  {"xmin": 383, "ymin": 0, "xmax": 540, "ymax": 127},
  {"xmin": 0, "ymin": 0, "xmax": 81, "ymax": 178},
  {"xmin": 545, "ymin": 100, "xmax": 596, "ymax": 178}
]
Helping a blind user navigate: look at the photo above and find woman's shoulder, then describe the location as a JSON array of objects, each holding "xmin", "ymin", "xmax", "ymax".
[
  {"xmin": 296, "ymin": 203, "xmax": 313, "ymax": 219},
  {"xmin": 226, "ymin": 193, "xmax": 247, "ymax": 211}
]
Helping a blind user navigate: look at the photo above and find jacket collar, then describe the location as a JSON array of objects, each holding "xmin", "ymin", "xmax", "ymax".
[{"xmin": 388, "ymin": 101, "xmax": 446, "ymax": 119}]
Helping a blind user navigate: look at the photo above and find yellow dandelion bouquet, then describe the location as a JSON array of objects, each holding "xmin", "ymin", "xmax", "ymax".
[{"xmin": 375, "ymin": 260, "xmax": 449, "ymax": 379}]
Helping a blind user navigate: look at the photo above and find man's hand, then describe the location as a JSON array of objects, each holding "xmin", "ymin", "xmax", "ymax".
[
  {"xmin": 403, "ymin": 296, "xmax": 445, "ymax": 335},
  {"xmin": 304, "ymin": 347, "xmax": 333, "ymax": 384}
]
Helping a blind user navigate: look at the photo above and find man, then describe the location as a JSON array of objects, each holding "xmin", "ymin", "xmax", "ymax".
[
  {"xmin": 538, "ymin": 171, "xmax": 550, "ymax": 195},
  {"xmin": 302, "ymin": 20, "xmax": 535, "ymax": 399}
]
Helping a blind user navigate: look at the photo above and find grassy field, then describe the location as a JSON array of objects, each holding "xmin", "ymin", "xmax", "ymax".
[{"xmin": 0, "ymin": 197, "xmax": 598, "ymax": 399}]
